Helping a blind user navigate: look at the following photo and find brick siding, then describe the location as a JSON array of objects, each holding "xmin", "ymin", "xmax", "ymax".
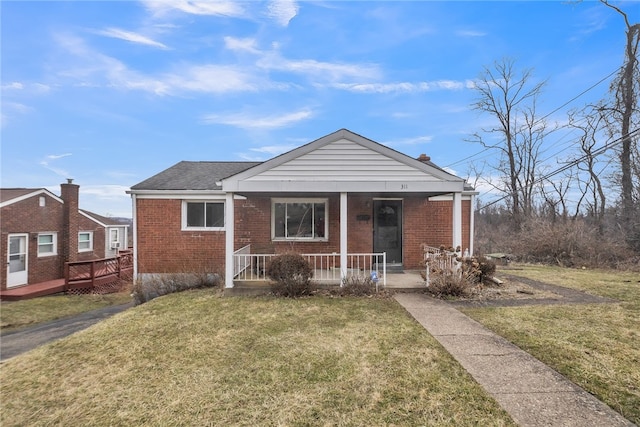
[
  {"xmin": 135, "ymin": 194, "xmax": 470, "ymax": 276},
  {"xmin": 1, "ymin": 187, "xmax": 109, "ymax": 290}
]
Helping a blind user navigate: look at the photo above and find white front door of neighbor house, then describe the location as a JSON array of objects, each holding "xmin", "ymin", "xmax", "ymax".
[{"xmin": 7, "ymin": 234, "xmax": 28, "ymax": 287}]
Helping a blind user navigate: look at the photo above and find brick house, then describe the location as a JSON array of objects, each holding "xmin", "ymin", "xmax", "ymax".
[
  {"xmin": 129, "ymin": 129, "xmax": 476, "ymax": 288},
  {"xmin": 1, "ymin": 180, "xmax": 129, "ymax": 291}
]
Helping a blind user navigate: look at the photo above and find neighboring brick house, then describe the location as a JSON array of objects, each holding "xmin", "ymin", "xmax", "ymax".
[
  {"xmin": 129, "ymin": 129, "xmax": 477, "ymax": 288},
  {"xmin": 1, "ymin": 180, "xmax": 129, "ymax": 290}
]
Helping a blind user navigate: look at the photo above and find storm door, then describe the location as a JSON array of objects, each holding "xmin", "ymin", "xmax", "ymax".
[
  {"xmin": 373, "ymin": 200, "xmax": 403, "ymax": 264},
  {"xmin": 7, "ymin": 234, "xmax": 28, "ymax": 287}
]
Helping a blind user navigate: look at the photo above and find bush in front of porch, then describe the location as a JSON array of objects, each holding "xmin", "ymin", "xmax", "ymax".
[{"xmin": 267, "ymin": 253, "xmax": 315, "ymax": 297}]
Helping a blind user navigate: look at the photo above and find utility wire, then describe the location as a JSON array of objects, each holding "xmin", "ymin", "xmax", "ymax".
[
  {"xmin": 445, "ymin": 66, "xmax": 622, "ymax": 169},
  {"xmin": 476, "ymin": 126, "xmax": 640, "ymax": 211}
]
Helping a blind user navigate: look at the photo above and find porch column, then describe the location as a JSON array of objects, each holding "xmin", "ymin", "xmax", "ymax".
[
  {"xmin": 225, "ymin": 192, "xmax": 235, "ymax": 288},
  {"xmin": 469, "ymin": 194, "xmax": 475, "ymax": 256},
  {"xmin": 452, "ymin": 191, "xmax": 462, "ymax": 252},
  {"xmin": 340, "ymin": 192, "xmax": 348, "ymax": 283},
  {"xmin": 131, "ymin": 194, "xmax": 138, "ymax": 280}
]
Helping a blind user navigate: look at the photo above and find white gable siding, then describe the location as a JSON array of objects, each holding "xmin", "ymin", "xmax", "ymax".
[{"xmin": 246, "ymin": 139, "xmax": 440, "ymax": 182}]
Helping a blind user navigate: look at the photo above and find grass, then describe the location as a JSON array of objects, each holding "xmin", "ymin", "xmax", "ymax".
[
  {"xmin": 0, "ymin": 290, "xmax": 515, "ymax": 426},
  {"xmin": 461, "ymin": 264, "xmax": 640, "ymax": 425},
  {"xmin": 1, "ymin": 290, "xmax": 132, "ymax": 332}
]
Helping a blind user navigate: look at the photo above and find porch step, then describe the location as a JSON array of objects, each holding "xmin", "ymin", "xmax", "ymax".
[{"xmin": 385, "ymin": 265, "xmax": 404, "ymax": 274}]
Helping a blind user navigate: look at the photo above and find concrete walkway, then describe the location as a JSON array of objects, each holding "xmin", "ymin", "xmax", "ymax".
[{"xmin": 394, "ymin": 293, "xmax": 635, "ymax": 427}]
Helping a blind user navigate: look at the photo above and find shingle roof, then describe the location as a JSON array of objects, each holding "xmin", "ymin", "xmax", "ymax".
[
  {"xmin": 130, "ymin": 161, "xmax": 261, "ymax": 191},
  {"xmin": 0, "ymin": 188, "xmax": 44, "ymax": 204},
  {"xmin": 80, "ymin": 209, "xmax": 129, "ymax": 226}
]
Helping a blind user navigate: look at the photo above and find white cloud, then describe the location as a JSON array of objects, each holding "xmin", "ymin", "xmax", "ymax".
[
  {"xmin": 456, "ymin": 29, "xmax": 487, "ymax": 37},
  {"xmin": 202, "ymin": 108, "xmax": 313, "ymax": 129},
  {"xmin": 47, "ymin": 153, "xmax": 73, "ymax": 160},
  {"xmin": 98, "ymin": 27, "xmax": 169, "ymax": 49},
  {"xmin": 141, "ymin": 0, "xmax": 247, "ymax": 18},
  {"xmin": 330, "ymin": 80, "xmax": 468, "ymax": 94},
  {"xmin": 224, "ymin": 36, "xmax": 261, "ymax": 54},
  {"xmin": 266, "ymin": 0, "xmax": 298, "ymax": 26},
  {"xmin": 2, "ymin": 82, "xmax": 24, "ymax": 90},
  {"xmin": 384, "ymin": 135, "xmax": 434, "ymax": 146},
  {"xmin": 259, "ymin": 54, "xmax": 380, "ymax": 82},
  {"xmin": 250, "ymin": 144, "xmax": 297, "ymax": 155}
]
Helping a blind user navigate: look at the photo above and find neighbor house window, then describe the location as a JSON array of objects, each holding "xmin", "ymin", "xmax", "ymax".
[
  {"xmin": 109, "ymin": 229, "xmax": 121, "ymax": 249},
  {"xmin": 272, "ymin": 198, "xmax": 327, "ymax": 240},
  {"xmin": 37, "ymin": 233, "xmax": 57, "ymax": 256},
  {"xmin": 182, "ymin": 201, "xmax": 225, "ymax": 230},
  {"xmin": 78, "ymin": 232, "xmax": 93, "ymax": 252}
]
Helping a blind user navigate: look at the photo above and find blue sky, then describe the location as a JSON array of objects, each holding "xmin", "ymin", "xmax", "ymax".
[{"xmin": 2, "ymin": 1, "xmax": 638, "ymax": 217}]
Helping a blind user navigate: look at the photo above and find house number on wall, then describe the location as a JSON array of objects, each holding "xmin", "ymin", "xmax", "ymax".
[{"xmin": 400, "ymin": 184, "xmax": 408, "ymax": 190}]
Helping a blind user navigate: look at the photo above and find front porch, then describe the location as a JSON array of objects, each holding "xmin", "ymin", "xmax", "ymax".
[{"xmin": 230, "ymin": 244, "xmax": 426, "ymax": 295}]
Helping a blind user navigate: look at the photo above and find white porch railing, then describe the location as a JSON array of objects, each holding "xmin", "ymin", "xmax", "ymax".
[
  {"xmin": 423, "ymin": 245, "xmax": 461, "ymax": 285},
  {"xmin": 233, "ymin": 245, "xmax": 386, "ymax": 287}
]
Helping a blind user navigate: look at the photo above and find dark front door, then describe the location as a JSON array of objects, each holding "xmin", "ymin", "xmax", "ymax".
[{"xmin": 373, "ymin": 200, "xmax": 402, "ymax": 264}]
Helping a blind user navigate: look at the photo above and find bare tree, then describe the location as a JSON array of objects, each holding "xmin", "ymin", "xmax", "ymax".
[
  {"xmin": 567, "ymin": 105, "xmax": 609, "ymax": 231},
  {"xmin": 601, "ymin": 0, "xmax": 640, "ymax": 250},
  {"xmin": 470, "ymin": 58, "xmax": 547, "ymax": 229}
]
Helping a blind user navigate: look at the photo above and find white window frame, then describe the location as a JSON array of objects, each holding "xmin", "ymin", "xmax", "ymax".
[
  {"xmin": 181, "ymin": 200, "xmax": 225, "ymax": 231},
  {"xmin": 78, "ymin": 231, "xmax": 93, "ymax": 252},
  {"xmin": 37, "ymin": 232, "xmax": 57, "ymax": 257},
  {"xmin": 109, "ymin": 228, "xmax": 120, "ymax": 249},
  {"xmin": 271, "ymin": 198, "xmax": 328, "ymax": 241}
]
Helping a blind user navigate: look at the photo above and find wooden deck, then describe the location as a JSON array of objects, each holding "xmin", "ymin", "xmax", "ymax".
[
  {"xmin": 1, "ymin": 251, "xmax": 133, "ymax": 301},
  {"xmin": 0, "ymin": 279, "xmax": 67, "ymax": 301}
]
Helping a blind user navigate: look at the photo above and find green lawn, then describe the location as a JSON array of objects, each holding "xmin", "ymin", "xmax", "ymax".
[
  {"xmin": 1, "ymin": 291, "xmax": 132, "ymax": 332},
  {"xmin": 461, "ymin": 264, "xmax": 640, "ymax": 425},
  {"xmin": 1, "ymin": 291, "xmax": 515, "ymax": 426}
]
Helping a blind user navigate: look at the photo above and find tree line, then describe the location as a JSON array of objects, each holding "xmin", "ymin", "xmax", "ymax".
[{"xmin": 470, "ymin": 1, "xmax": 639, "ymax": 266}]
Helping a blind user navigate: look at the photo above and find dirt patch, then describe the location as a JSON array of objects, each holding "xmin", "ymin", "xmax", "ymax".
[
  {"xmin": 448, "ymin": 273, "xmax": 617, "ymax": 308},
  {"xmin": 462, "ymin": 275, "xmax": 561, "ymax": 302}
]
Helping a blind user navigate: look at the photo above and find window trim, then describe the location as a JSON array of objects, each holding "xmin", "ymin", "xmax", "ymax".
[
  {"xmin": 271, "ymin": 198, "xmax": 328, "ymax": 241},
  {"xmin": 37, "ymin": 232, "xmax": 57, "ymax": 257},
  {"xmin": 181, "ymin": 200, "xmax": 226, "ymax": 231},
  {"xmin": 78, "ymin": 231, "xmax": 93, "ymax": 252}
]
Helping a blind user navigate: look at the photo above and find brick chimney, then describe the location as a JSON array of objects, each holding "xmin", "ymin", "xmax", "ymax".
[
  {"xmin": 417, "ymin": 154, "xmax": 431, "ymax": 163},
  {"xmin": 61, "ymin": 179, "xmax": 79, "ymax": 263}
]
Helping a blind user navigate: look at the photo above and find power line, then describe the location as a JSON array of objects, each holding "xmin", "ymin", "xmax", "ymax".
[
  {"xmin": 476, "ymin": 126, "xmax": 640, "ymax": 211},
  {"xmin": 445, "ymin": 66, "xmax": 622, "ymax": 169}
]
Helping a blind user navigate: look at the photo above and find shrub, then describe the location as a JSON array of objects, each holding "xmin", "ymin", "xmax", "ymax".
[
  {"xmin": 132, "ymin": 272, "xmax": 221, "ymax": 305},
  {"xmin": 266, "ymin": 253, "xmax": 315, "ymax": 298},
  {"xmin": 461, "ymin": 256, "xmax": 496, "ymax": 283},
  {"xmin": 426, "ymin": 270, "xmax": 472, "ymax": 298},
  {"xmin": 337, "ymin": 274, "xmax": 378, "ymax": 296}
]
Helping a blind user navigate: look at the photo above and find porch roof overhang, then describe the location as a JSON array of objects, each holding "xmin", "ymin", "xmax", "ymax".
[{"xmin": 222, "ymin": 180, "xmax": 465, "ymax": 194}]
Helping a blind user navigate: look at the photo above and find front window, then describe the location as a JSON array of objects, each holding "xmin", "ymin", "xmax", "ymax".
[
  {"xmin": 78, "ymin": 232, "xmax": 93, "ymax": 252},
  {"xmin": 272, "ymin": 198, "xmax": 327, "ymax": 240},
  {"xmin": 182, "ymin": 201, "xmax": 225, "ymax": 230},
  {"xmin": 38, "ymin": 233, "xmax": 57, "ymax": 256}
]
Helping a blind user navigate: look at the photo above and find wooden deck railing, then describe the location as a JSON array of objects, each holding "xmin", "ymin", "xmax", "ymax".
[{"xmin": 65, "ymin": 250, "xmax": 133, "ymax": 292}]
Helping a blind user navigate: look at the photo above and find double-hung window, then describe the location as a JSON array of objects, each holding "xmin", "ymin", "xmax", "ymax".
[
  {"xmin": 38, "ymin": 232, "xmax": 57, "ymax": 257},
  {"xmin": 182, "ymin": 201, "xmax": 225, "ymax": 230},
  {"xmin": 78, "ymin": 232, "xmax": 93, "ymax": 252},
  {"xmin": 272, "ymin": 198, "xmax": 327, "ymax": 240}
]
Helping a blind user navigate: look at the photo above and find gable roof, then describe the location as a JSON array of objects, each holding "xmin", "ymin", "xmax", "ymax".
[
  {"xmin": 80, "ymin": 209, "xmax": 130, "ymax": 227},
  {"xmin": 222, "ymin": 129, "xmax": 466, "ymax": 193},
  {"xmin": 130, "ymin": 161, "xmax": 260, "ymax": 191},
  {"xmin": 0, "ymin": 188, "xmax": 63, "ymax": 208}
]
